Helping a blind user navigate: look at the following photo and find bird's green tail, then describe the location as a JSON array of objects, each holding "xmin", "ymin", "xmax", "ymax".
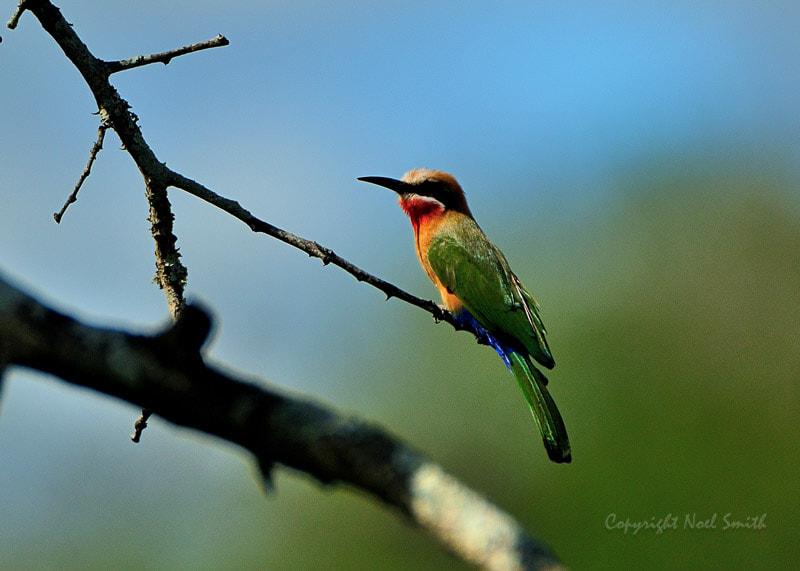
[{"xmin": 509, "ymin": 352, "xmax": 571, "ymax": 463}]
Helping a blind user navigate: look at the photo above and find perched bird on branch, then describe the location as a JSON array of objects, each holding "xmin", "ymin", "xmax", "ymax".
[{"xmin": 359, "ymin": 169, "xmax": 571, "ymax": 463}]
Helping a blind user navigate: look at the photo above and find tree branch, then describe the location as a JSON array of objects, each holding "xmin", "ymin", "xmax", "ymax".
[
  {"xmin": 0, "ymin": 272, "xmax": 564, "ymax": 570},
  {"xmin": 17, "ymin": 0, "xmax": 193, "ymax": 437},
  {"xmin": 105, "ymin": 34, "xmax": 229, "ymax": 74},
  {"xmin": 166, "ymin": 171, "xmax": 455, "ymax": 324},
  {"xmin": 16, "ymin": 0, "xmax": 468, "ymax": 335},
  {"xmin": 135, "ymin": 175, "xmax": 189, "ymax": 441},
  {"xmin": 145, "ymin": 177, "xmax": 187, "ymax": 318},
  {"xmin": 4, "ymin": 3, "xmax": 565, "ymax": 566},
  {"xmin": 6, "ymin": 0, "xmax": 27, "ymax": 29},
  {"xmin": 53, "ymin": 119, "xmax": 109, "ymax": 223}
]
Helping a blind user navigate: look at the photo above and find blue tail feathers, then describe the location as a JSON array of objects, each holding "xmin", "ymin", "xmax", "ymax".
[{"xmin": 451, "ymin": 309, "xmax": 514, "ymax": 369}]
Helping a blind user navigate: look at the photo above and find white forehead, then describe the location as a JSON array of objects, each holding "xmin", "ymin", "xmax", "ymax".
[
  {"xmin": 401, "ymin": 168, "xmax": 436, "ymax": 184},
  {"xmin": 401, "ymin": 168, "xmax": 460, "ymax": 189}
]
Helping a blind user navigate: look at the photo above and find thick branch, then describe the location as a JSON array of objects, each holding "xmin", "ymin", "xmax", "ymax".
[{"xmin": 0, "ymin": 273, "xmax": 564, "ymax": 570}]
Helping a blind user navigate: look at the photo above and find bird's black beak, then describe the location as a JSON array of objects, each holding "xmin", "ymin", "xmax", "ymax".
[{"xmin": 357, "ymin": 176, "xmax": 412, "ymax": 196}]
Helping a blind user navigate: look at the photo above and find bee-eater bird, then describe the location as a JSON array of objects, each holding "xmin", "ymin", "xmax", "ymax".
[{"xmin": 359, "ymin": 169, "xmax": 571, "ymax": 463}]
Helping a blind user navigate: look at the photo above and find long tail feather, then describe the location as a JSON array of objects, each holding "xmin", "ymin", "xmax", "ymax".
[{"xmin": 508, "ymin": 352, "xmax": 571, "ymax": 463}]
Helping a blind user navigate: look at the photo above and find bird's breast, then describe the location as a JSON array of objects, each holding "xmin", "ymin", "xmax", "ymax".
[{"xmin": 409, "ymin": 209, "xmax": 466, "ymax": 313}]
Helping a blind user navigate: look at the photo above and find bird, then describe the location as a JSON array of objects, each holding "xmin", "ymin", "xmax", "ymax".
[{"xmin": 358, "ymin": 168, "xmax": 571, "ymax": 463}]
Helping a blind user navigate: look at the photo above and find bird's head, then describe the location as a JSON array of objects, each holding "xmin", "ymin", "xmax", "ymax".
[{"xmin": 358, "ymin": 169, "xmax": 473, "ymax": 223}]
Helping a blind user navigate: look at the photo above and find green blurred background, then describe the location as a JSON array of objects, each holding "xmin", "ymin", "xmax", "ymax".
[{"xmin": 1, "ymin": 2, "xmax": 798, "ymax": 569}]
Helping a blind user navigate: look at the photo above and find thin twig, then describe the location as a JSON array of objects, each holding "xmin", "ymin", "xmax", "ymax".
[
  {"xmin": 130, "ymin": 408, "xmax": 150, "ymax": 442},
  {"xmin": 6, "ymin": 0, "xmax": 27, "ymax": 29},
  {"xmin": 105, "ymin": 34, "xmax": 229, "ymax": 74},
  {"xmin": 167, "ymin": 171, "xmax": 456, "ymax": 326},
  {"xmin": 53, "ymin": 120, "xmax": 108, "ymax": 223},
  {"xmin": 165, "ymin": 173, "xmax": 500, "ymax": 346}
]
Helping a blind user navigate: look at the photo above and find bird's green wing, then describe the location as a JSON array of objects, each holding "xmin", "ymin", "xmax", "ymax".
[{"xmin": 427, "ymin": 221, "xmax": 554, "ymax": 368}]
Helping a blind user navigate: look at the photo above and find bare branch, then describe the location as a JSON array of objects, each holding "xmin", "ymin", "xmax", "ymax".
[
  {"xmin": 6, "ymin": 0, "xmax": 28, "ymax": 29},
  {"xmin": 167, "ymin": 171, "xmax": 455, "ymax": 325},
  {"xmin": 0, "ymin": 273, "xmax": 565, "ymax": 570},
  {"xmin": 105, "ymin": 34, "xmax": 229, "ymax": 74},
  {"xmin": 145, "ymin": 178, "xmax": 187, "ymax": 318},
  {"xmin": 53, "ymin": 119, "xmax": 109, "ymax": 223},
  {"xmin": 130, "ymin": 408, "xmax": 150, "ymax": 442},
  {"xmin": 18, "ymin": 0, "xmax": 471, "ymax": 336},
  {"xmin": 136, "ymin": 174, "xmax": 188, "ymax": 441}
]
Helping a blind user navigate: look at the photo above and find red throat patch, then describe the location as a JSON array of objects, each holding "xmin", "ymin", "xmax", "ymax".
[{"xmin": 400, "ymin": 196, "xmax": 445, "ymax": 233}]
